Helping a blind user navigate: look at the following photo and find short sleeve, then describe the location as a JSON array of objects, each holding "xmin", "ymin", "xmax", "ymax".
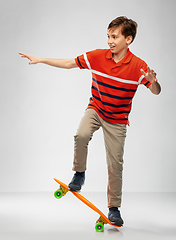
[
  {"xmin": 75, "ymin": 54, "xmax": 88, "ymax": 69},
  {"xmin": 75, "ymin": 49, "xmax": 102, "ymax": 70}
]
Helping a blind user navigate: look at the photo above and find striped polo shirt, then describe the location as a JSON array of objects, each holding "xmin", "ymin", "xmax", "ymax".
[{"xmin": 75, "ymin": 49, "xmax": 151, "ymax": 125}]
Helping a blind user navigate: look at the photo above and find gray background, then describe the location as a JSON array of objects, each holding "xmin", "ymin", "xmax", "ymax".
[{"xmin": 0, "ymin": 0, "xmax": 175, "ymax": 193}]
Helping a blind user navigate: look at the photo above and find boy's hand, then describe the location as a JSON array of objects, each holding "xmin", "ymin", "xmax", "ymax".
[
  {"xmin": 19, "ymin": 53, "xmax": 78, "ymax": 69},
  {"xmin": 141, "ymin": 66, "xmax": 161, "ymax": 95},
  {"xmin": 140, "ymin": 66, "xmax": 157, "ymax": 84},
  {"xmin": 19, "ymin": 52, "xmax": 41, "ymax": 65}
]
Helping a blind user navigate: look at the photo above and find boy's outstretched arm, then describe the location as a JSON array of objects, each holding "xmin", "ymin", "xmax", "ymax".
[
  {"xmin": 140, "ymin": 67, "xmax": 161, "ymax": 95},
  {"xmin": 19, "ymin": 52, "xmax": 78, "ymax": 69}
]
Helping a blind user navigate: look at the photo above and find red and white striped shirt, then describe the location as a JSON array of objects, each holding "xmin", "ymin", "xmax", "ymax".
[{"xmin": 75, "ymin": 49, "xmax": 151, "ymax": 125}]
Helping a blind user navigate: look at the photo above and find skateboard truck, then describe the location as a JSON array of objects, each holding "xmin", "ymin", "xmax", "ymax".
[
  {"xmin": 54, "ymin": 185, "xmax": 68, "ymax": 199},
  {"xmin": 95, "ymin": 216, "xmax": 107, "ymax": 232}
]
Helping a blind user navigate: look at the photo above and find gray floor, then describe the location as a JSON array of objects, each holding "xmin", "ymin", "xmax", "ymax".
[{"xmin": 0, "ymin": 191, "xmax": 176, "ymax": 240}]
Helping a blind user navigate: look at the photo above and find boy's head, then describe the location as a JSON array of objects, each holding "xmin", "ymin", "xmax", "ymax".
[{"xmin": 108, "ymin": 16, "xmax": 138, "ymax": 44}]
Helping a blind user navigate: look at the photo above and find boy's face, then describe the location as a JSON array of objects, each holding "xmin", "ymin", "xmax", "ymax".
[{"xmin": 107, "ymin": 27, "xmax": 132, "ymax": 54}]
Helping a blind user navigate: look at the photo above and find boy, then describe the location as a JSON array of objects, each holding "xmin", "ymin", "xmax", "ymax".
[{"xmin": 19, "ymin": 16, "xmax": 161, "ymax": 226}]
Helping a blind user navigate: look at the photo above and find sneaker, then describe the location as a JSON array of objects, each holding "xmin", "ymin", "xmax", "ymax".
[
  {"xmin": 68, "ymin": 172, "xmax": 85, "ymax": 191},
  {"xmin": 108, "ymin": 207, "xmax": 124, "ymax": 226}
]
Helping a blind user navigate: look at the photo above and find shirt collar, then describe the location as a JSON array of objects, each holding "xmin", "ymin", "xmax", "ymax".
[{"xmin": 106, "ymin": 48, "xmax": 133, "ymax": 66}]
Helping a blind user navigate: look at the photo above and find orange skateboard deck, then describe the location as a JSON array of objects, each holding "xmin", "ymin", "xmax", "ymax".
[{"xmin": 54, "ymin": 178, "xmax": 121, "ymax": 232}]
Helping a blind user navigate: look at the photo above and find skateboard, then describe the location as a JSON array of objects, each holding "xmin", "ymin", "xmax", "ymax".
[{"xmin": 54, "ymin": 178, "xmax": 121, "ymax": 232}]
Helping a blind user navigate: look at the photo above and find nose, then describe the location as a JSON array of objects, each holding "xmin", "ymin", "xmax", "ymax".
[{"xmin": 108, "ymin": 37, "xmax": 113, "ymax": 45}]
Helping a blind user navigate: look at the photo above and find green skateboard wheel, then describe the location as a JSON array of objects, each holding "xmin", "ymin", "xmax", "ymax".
[
  {"xmin": 95, "ymin": 222, "xmax": 104, "ymax": 232},
  {"xmin": 54, "ymin": 189, "xmax": 63, "ymax": 199}
]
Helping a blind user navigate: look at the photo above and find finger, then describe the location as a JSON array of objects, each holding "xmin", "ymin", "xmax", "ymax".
[
  {"xmin": 19, "ymin": 53, "xmax": 27, "ymax": 58},
  {"xmin": 147, "ymin": 66, "xmax": 152, "ymax": 74},
  {"xmin": 140, "ymin": 68, "xmax": 146, "ymax": 76},
  {"xmin": 152, "ymin": 72, "xmax": 156, "ymax": 77},
  {"xmin": 152, "ymin": 70, "xmax": 157, "ymax": 76},
  {"xmin": 151, "ymin": 69, "xmax": 157, "ymax": 77},
  {"xmin": 19, "ymin": 52, "xmax": 26, "ymax": 57},
  {"xmin": 19, "ymin": 52, "xmax": 30, "ymax": 59}
]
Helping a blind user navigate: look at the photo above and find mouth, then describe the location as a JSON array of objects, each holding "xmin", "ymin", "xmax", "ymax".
[{"xmin": 109, "ymin": 46, "xmax": 115, "ymax": 50}]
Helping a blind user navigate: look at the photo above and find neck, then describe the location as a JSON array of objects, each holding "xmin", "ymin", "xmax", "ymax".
[{"xmin": 113, "ymin": 48, "xmax": 128, "ymax": 63}]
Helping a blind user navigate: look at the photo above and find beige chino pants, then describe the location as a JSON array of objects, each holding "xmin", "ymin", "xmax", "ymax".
[{"xmin": 73, "ymin": 108, "xmax": 127, "ymax": 208}]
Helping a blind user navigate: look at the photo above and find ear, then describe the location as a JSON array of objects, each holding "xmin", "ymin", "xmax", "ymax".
[{"xmin": 126, "ymin": 35, "xmax": 133, "ymax": 45}]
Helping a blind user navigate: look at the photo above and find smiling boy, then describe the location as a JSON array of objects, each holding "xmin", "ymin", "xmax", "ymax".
[{"xmin": 19, "ymin": 16, "xmax": 161, "ymax": 226}]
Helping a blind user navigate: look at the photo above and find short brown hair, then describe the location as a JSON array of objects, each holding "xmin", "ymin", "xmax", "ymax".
[{"xmin": 108, "ymin": 16, "xmax": 138, "ymax": 43}]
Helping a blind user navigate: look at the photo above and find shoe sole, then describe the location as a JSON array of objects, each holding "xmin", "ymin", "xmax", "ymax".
[
  {"xmin": 110, "ymin": 219, "xmax": 124, "ymax": 226},
  {"xmin": 68, "ymin": 181, "xmax": 85, "ymax": 192},
  {"xmin": 68, "ymin": 187, "xmax": 81, "ymax": 192}
]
